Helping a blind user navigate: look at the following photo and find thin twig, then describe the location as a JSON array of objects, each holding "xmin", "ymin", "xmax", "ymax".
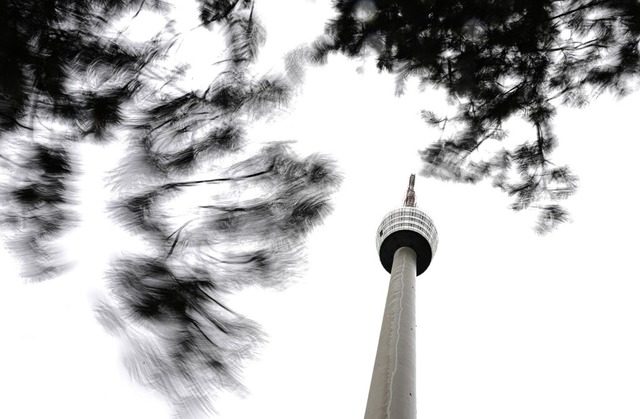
[
  {"xmin": 546, "ymin": 0, "xmax": 605, "ymax": 22},
  {"xmin": 164, "ymin": 166, "xmax": 271, "ymax": 189}
]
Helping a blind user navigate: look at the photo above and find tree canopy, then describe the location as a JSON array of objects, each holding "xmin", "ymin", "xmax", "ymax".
[
  {"xmin": 315, "ymin": 0, "xmax": 640, "ymax": 232},
  {"xmin": 1, "ymin": 0, "xmax": 339, "ymax": 415}
]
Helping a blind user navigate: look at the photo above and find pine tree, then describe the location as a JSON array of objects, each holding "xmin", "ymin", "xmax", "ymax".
[
  {"xmin": 0, "ymin": 0, "xmax": 163, "ymax": 278},
  {"xmin": 1, "ymin": 1, "xmax": 339, "ymax": 415},
  {"xmin": 315, "ymin": 0, "xmax": 640, "ymax": 233}
]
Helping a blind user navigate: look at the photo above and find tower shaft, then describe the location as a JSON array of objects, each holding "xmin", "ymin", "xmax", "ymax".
[
  {"xmin": 372, "ymin": 174, "xmax": 437, "ymax": 419},
  {"xmin": 364, "ymin": 246, "xmax": 417, "ymax": 419}
]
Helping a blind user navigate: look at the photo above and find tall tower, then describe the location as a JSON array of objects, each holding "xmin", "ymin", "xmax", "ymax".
[{"xmin": 364, "ymin": 174, "xmax": 438, "ymax": 419}]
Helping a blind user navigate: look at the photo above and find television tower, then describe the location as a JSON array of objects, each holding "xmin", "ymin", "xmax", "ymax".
[{"xmin": 365, "ymin": 174, "xmax": 439, "ymax": 419}]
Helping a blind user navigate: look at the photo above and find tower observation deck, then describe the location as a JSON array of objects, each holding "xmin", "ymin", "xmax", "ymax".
[
  {"xmin": 364, "ymin": 174, "xmax": 438, "ymax": 419},
  {"xmin": 376, "ymin": 174, "xmax": 438, "ymax": 275}
]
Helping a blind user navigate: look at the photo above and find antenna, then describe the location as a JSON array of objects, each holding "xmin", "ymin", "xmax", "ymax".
[{"xmin": 403, "ymin": 174, "xmax": 416, "ymax": 207}]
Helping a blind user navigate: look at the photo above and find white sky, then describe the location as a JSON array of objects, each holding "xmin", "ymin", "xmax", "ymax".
[{"xmin": 2, "ymin": 1, "xmax": 640, "ymax": 418}]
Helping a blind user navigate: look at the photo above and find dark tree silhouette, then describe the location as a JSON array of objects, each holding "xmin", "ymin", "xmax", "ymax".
[
  {"xmin": 1, "ymin": 0, "xmax": 339, "ymax": 416},
  {"xmin": 0, "ymin": 0, "xmax": 162, "ymax": 278},
  {"xmin": 315, "ymin": 0, "xmax": 640, "ymax": 233}
]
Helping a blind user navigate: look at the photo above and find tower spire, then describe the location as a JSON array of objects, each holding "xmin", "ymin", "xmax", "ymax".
[{"xmin": 403, "ymin": 174, "xmax": 416, "ymax": 207}]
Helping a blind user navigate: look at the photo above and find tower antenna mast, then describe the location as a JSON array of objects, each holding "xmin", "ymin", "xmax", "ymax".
[{"xmin": 403, "ymin": 174, "xmax": 416, "ymax": 207}]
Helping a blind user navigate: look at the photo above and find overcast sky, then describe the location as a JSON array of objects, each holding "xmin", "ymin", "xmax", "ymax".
[{"xmin": 2, "ymin": 1, "xmax": 640, "ymax": 418}]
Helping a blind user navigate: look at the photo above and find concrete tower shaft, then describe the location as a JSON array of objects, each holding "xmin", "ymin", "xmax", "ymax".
[
  {"xmin": 364, "ymin": 246, "xmax": 418, "ymax": 419},
  {"xmin": 365, "ymin": 175, "xmax": 438, "ymax": 419}
]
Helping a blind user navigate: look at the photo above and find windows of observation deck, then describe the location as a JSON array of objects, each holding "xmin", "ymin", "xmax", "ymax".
[{"xmin": 376, "ymin": 207, "xmax": 438, "ymax": 256}]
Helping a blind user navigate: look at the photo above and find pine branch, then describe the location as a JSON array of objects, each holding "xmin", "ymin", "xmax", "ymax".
[{"xmin": 547, "ymin": 0, "xmax": 607, "ymax": 22}]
